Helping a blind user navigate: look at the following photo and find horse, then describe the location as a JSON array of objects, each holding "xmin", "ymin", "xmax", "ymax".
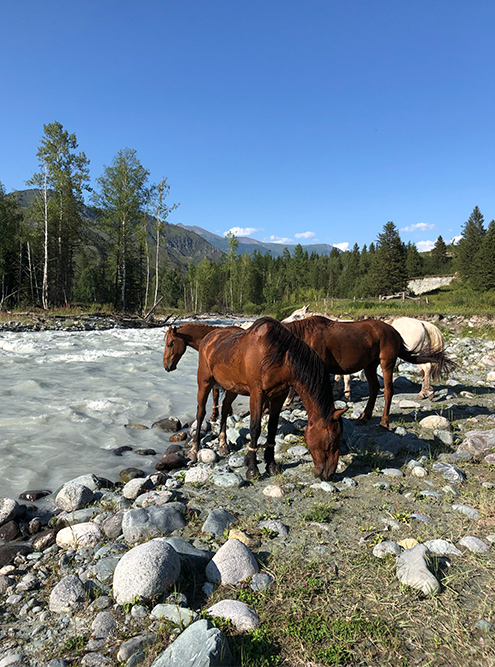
[
  {"xmin": 192, "ymin": 316, "xmax": 347, "ymax": 481},
  {"xmin": 283, "ymin": 316, "xmax": 444, "ymax": 429},
  {"xmin": 334, "ymin": 317, "xmax": 455, "ymax": 401},
  {"xmin": 163, "ymin": 322, "xmax": 238, "ymax": 420}
]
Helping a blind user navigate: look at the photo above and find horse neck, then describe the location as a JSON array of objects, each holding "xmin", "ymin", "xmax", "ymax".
[
  {"xmin": 287, "ymin": 368, "xmax": 332, "ymax": 422},
  {"xmin": 179, "ymin": 323, "xmax": 219, "ymax": 350}
]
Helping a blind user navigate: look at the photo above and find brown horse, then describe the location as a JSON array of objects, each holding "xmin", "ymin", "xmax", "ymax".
[
  {"xmin": 163, "ymin": 322, "xmax": 237, "ymax": 420},
  {"xmin": 284, "ymin": 316, "xmax": 444, "ymax": 429},
  {"xmin": 192, "ymin": 317, "xmax": 347, "ymax": 481}
]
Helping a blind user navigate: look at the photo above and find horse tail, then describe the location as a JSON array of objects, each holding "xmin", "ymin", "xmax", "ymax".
[
  {"xmin": 429, "ymin": 353, "xmax": 458, "ymax": 381},
  {"xmin": 413, "ymin": 322, "xmax": 457, "ymax": 380},
  {"xmin": 397, "ymin": 339, "xmax": 457, "ymax": 379}
]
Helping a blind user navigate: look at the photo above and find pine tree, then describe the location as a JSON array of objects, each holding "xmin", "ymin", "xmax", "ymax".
[
  {"xmin": 0, "ymin": 182, "xmax": 22, "ymax": 306},
  {"xmin": 430, "ymin": 235, "xmax": 449, "ymax": 271},
  {"xmin": 456, "ymin": 206, "xmax": 485, "ymax": 282},
  {"xmin": 405, "ymin": 241, "xmax": 423, "ymax": 278},
  {"xmin": 473, "ymin": 220, "xmax": 495, "ymax": 290},
  {"xmin": 368, "ymin": 222, "xmax": 408, "ymax": 295}
]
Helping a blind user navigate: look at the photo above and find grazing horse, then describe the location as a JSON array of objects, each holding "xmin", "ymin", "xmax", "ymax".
[
  {"xmin": 193, "ymin": 317, "xmax": 347, "ymax": 481},
  {"xmin": 163, "ymin": 322, "xmax": 238, "ymax": 420},
  {"xmin": 283, "ymin": 316, "xmax": 443, "ymax": 429}
]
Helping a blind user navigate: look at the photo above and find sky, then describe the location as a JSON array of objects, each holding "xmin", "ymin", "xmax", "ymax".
[{"xmin": 1, "ymin": 1, "xmax": 494, "ymax": 253}]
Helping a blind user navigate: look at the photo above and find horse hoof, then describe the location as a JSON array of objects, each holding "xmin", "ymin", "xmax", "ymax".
[
  {"xmin": 219, "ymin": 445, "xmax": 230, "ymax": 457},
  {"xmin": 246, "ymin": 467, "xmax": 260, "ymax": 481},
  {"xmin": 187, "ymin": 449, "xmax": 198, "ymax": 463},
  {"xmin": 266, "ymin": 462, "xmax": 279, "ymax": 476},
  {"xmin": 379, "ymin": 421, "xmax": 389, "ymax": 430}
]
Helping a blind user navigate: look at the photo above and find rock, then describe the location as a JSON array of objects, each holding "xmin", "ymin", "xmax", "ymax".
[
  {"xmin": 423, "ymin": 539, "xmax": 463, "ymax": 556},
  {"xmin": 134, "ymin": 489, "xmax": 174, "ymax": 507},
  {"xmin": 263, "ymin": 485, "xmax": 284, "ymax": 497},
  {"xmin": 161, "ymin": 537, "xmax": 213, "ymax": 568},
  {"xmin": 122, "ymin": 477, "xmax": 155, "ymax": 500},
  {"xmin": 432, "ymin": 462, "xmax": 466, "ymax": 483},
  {"xmin": 475, "ymin": 619, "xmax": 495, "ymax": 632},
  {"xmin": 458, "ymin": 536, "xmax": 489, "ymax": 553},
  {"xmin": 117, "ymin": 634, "xmax": 158, "ymax": 663},
  {"xmin": 86, "ymin": 611, "xmax": 116, "ymax": 651},
  {"xmin": 202, "ymin": 509, "xmax": 236, "ymax": 537},
  {"xmin": 135, "ymin": 448, "xmax": 156, "ymax": 456},
  {"xmin": 207, "ymin": 599, "xmax": 259, "ymax": 631},
  {"xmin": 457, "ymin": 429, "xmax": 495, "ymax": 458},
  {"xmin": 102, "ymin": 513, "xmax": 124, "ymax": 539},
  {"xmin": 198, "ymin": 448, "xmax": 218, "ymax": 463},
  {"xmin": 150, "ymin": 603, "xmax": 198, "ymax": 626},
  {"xmin": 18, "ymin": 489, "xmax": 51, "ymax": 502},
  {"xmin": 451, "ymin": 504, "xmax": 479, "ymax": 519},
  {"xmin": 170, "ymin": 431, "xmax": 188, "ymax": 442},
  {"xmin": 410, "ymin": 466, "xmax": 427, "ymax": 478},
  {"xmin": 205, "ymin": 539, "xmax": 259, "ymax": 584},
  {"xmin": 155, "ymin": 452, "xmax": 189, "ymax": 471},
  {"xmin": 125, "ymin": 423, "xmax": 148, "ymax": 429},
  {"xmin": 113, "ymin": 538, "xmax": 181, "ymax": 605},
  {"xmin": 185, "ymin": 467, "xmax": 212, "ymax": 484},
  {"xmin": 396, "ymin": 544, "xmax": 440, "ymax": 595},
  {"xmin": 0, "ymin": 573, "xmax": 15, "ymax": 594},
  {"xmin": 228, "ymin": 529, "xmax": 260, "ymax": 549},
  {"xmin": 372, "ymin": 541, "xmax": 401, "ymax": 558},
  {"xmin": 63, "ymin": 473, "xmax": 102, "ymax": 491},
  {"xmin": 120, "ymin": 468, "xmax": 146, "ymax": 484},
  {"xmin": 0, "ymin": 498, "xmax": 19, "ymax": 526},
  {"xmin": 149, "ymin": 619, "xmax": 232, "ymax": 667},
  {"xmin": 211, "ymin": 472, "xmax": 244, "ymax": 488},
  {"xmin": 49, "ymin": 574, "xmax": 86, "ymax": 613},
  {"xmin": 152, "ymin": 417, "xmax": 182, "ymax": 432},
  {"xmin": 122, "ymin": 505, "xmax": 186, "ymax": 543},
  {"xmin": 56, "ymin": 522, "xmax": 104, "ymax": 549},
  {"xmin": 55, "ymin": 483, "xmax": 95, "ymax": 512},
  {"xmin": 0, "ymin": 521, "xmax": 19, "ymax": 541},
  {"xmin": 257, "ymin": 520, "xmax": 289, "ymax": 537},
  {"xmin": 419, "ymin": 415, "xmax": 451, "ymax": 430},
  {"xmin": 0, "ymin": 543, "xmax": 32, "ymax": 567},
  {"xmin": 381, "ymin": 468, "xmax": 403, "ymax": 478}
]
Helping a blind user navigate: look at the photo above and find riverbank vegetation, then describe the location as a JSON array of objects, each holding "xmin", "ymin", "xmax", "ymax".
[{"xmin": 1, "ymin": 122, "xmax": 495, "ymax": 317}]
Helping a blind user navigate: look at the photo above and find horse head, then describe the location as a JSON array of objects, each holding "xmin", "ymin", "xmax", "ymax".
[
  {"xmin": 163, "ymin": 326, "xmax": 187, "ymax": 372},
  {"xmin": 304, "ymin": 407, "xmax": 347, "ymax": 480}
]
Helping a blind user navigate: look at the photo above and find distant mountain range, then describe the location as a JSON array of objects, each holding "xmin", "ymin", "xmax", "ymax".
[{"xmin": 177, "ymin": 224, "xmax": 336, "ymax": 258}]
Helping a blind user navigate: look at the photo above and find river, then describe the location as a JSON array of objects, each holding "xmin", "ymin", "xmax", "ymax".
[{"xmin": 0, "ymin": 322, "xmax": 248, "ymax": 500}]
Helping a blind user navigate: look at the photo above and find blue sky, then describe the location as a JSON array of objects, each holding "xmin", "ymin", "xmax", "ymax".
[{"xmin": 1, "ymin": 1, "xmax": 494, "ymax": 252}]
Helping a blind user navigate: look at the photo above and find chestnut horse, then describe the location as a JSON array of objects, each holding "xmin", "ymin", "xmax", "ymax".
[
  {"xmin": 192, "ymin": 317, "xmax": 347, "ymax": 481},
  {"xmin": 283, "ymin": 316, "xmax": 444, "ymax": 428},
  {"xmin": 163, "ymin": 322, "xmax": 238, "ymax": 420}
]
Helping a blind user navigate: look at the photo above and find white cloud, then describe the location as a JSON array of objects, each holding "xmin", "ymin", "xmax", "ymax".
[
  {"xmin": 223, "ymin": 226, "xmax": 261, "ymax": 237},
  {"xmin": 401, "ymin": 222, "xmax": 435, "ymax": 233},
  {"xmin": 416, "ymin": 240, "xmax": 435, "ymax": 252},
  {"xmin": 294, "ymin": 231, "xmax": 316, "ymax": 240},
  {"xmin": 451, "ymin": 235, "xmax": 462, "ymax": 245},
  {"xmin": 269, "ymin": 235, "xmax": 294, "ymax": 244},
  {"xmin": 333, "ymin": 242, "xmax": 349, "ymax": 252}
]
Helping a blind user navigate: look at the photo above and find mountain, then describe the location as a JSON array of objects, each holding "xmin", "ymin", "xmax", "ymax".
[
  {"xmin": 15, "ymin": 190, "xmax": 224, "ymax": 270},
  {"xmin": 177, "ymin": 224, "xmax": 336, "ymax": 258}
]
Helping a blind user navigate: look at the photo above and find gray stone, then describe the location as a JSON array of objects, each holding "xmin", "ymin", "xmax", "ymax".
[
  {"xmin": 117, "ymin": 634, "xmax": 158, "ymax": 662},
  {"xmin": 381, "ymin": 468, "xmax": 403, "ymax": 478},
  {"xmin": 0, "ymin": 655, "xmax": 25, "ymax": 667},
  {"xmin": 202, "ymin": 509, "xmax": 236, "ymax": 537},
  {"xmin": 210, "ymin": 472, "xmax": 244, "ymax": 488},
  {"xmin": 86, "ymin": 611, "xmax": 116, "ymax": 651},
  {"xmin": 250, "ymin": 573, "xmax": 274, "ymax": 591},
  {"xmin": 122, "ymin": 477, "xmax": 155, "ymax": 500},
  {"xmin": 122, "ymin": 505, "xmax": 186, "ymax": 543},
  {"xmin": 423, "ymin": 539, "xmax": 463, "ymax": 556},
  {"xmin": 257, "ymin": 520, "xmax": 289, "ymax": 537},
  {"xmin": 0, "ymin": 498, "xmax": 19, "ymax": 527},
  {"xmin": 208, "ymin": 599, "xmax": 259, "ymax": 631},
  {"xmin": 150, "ymin": 619, "xmax": 232, "ymax": 667},
  {"xmin": 452, "ymin": 504, "xmax": 479, "ymax": 519},
  {"xmin": 55, "ymin": 483, "xmax": 95, "ymax": 512},
  {"xmin": 206, "ymin": 539, "xmax": 259, "ymax": 584},
  {"xmin": 150, "ymin": 603, "xmax": 198, "ymax": 626},
  {"xmin": 373, "ymin": 541, "xmax": 401, "ymax": 558},
  {"xmin": 113, "ymin": 538, "xmax": 181, "ymax": 605},
  {"xmin": 475, "ymin": 619, "xmax": 494, "ymax": 632},
  {"xmin": 63, "ymin": 473, "xmax": 102, "ymax": 491},
  {"xmin": 396, "ymin": 544, "xmax": 440, "ymax": 595},
  {"xmin": 457, "ymin": 429, "xmax": 495, "ymax": 458},
  {"xmin": 49, "ymin": 574, "xmax": 86, "ymax": 613},
  {"xmin": 432, "ymin": 462, "xmax": 466, "ymax": 483},
  {"xmin": 458, "ymin": 536, "xmax": 489, "ymax": 553}
]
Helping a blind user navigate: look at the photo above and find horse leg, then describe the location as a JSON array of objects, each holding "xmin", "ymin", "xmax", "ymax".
[
  {"xmin": 283, "ymin": 386, "xmax": 296, "ymax": 407},
  {"xmin": 244, "ymin": 393, "xmax": 265, "ymax": 480},
  {"xmin": 210, "ymin": 386, "xmax": 220, "ymax": 421},
  {"xmin": 264, "ymin": 392, "xmax": 287, "ymax": 476},
  {"xmin": 333, "ymin": 374, "xmax": 343, "ymax": 399},
  {"xmin": 380, "ymin": 360, "xmax": 395, "ymax": 429},
  {"xmin": 417, "ymin": 363, "xmax": 434, "ymax": 399},
  {"xmin": 358, "ymin": 362, "xmax": 380, "ymax": 423},
  {"xmin": 218, "ymin": 390, "xmax": 237, "ymax": 456},
  {"xmin": 343, "ymin": 375, "xmax": 351, "ymax": 400},
  {"xmin": 191, "ymin": 377, "xmax": 215, "ymax": 463}
]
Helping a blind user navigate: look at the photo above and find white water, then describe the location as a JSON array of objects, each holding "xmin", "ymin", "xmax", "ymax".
[{"xmin": 0, "ymin": 324, "xmax": 245, "ymax": 500}]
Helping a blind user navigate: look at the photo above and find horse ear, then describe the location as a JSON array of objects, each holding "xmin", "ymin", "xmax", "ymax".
[{"xmin": 333, "ymin": 407, "xmax": 348, "ymax": 420}]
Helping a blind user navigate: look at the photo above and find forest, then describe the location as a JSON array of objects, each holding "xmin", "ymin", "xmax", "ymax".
[{"xmin": 1, "ymin": 122, "xmax": 494, "ymax": 316}]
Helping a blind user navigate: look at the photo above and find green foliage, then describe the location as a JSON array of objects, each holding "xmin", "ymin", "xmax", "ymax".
[{"xmin": 302, "ymin": 502, "xmax": 334, "ymax": 522}]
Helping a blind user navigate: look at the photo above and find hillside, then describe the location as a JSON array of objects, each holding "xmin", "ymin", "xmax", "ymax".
[{"xmin": 177, "ymin": 223, "xmax": 336, "ymax": 258}]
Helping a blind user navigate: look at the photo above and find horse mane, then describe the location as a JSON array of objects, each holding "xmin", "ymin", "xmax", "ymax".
[
  {"xmin": 283, "ymin": 315, "xmax": 334, "ymax": 338},
  {"xmin": 251, "ymin": 317, "xmax": 334, "ymax": 418}
]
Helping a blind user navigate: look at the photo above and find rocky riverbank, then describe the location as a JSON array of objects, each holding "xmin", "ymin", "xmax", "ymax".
[{"xmin": 0, "ymin": 319, "xmax": 494, "ymax": 666}]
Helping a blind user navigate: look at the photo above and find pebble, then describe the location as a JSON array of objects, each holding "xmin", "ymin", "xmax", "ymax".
[
  {"xmin": 451, "ymin": 504, "xmax": 479, "ymax": 519},
  {"xmin": 458, "ymin": 536, "xmax": 490, "ymax": 553}
]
